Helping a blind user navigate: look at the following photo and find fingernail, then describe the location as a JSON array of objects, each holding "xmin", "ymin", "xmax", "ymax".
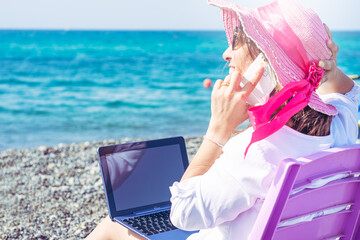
[
  {"xmin": 327, "ymin": 39, "xmax": 333, "ymax": 45},
  {"xmin": 318, "ymin": 60, "xmax": 324, "ymax": 68}
]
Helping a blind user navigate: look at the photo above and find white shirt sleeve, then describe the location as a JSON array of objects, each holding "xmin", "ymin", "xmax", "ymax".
[
  {"xmin": 169, "ymin": 131, "xmax": 273, "ymax": 231},
  {"xmin": 319, "ymin": 83, "xmax": 360, "ymax": 146}
]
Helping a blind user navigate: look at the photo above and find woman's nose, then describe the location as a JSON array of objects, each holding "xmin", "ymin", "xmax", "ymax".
[{"xmin": 222, "ymin": 47, "xmax": 232, "ymax": 62}]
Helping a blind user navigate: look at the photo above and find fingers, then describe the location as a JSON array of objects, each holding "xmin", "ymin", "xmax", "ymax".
[
  {"xmin": 323, "ymin": 23, "xmax": 333, "ymax": 41},
  {"xmin": 319, "ymin": 59, "xmax": 337, "ymax": 71},
  {"xmin": 319, "ymin": 37, "xmax": 339, "ymax": 71},
  {"xmin": 241, "ymin": 65, "xmax": 264, "ymax": 97},
  {"xmin": 213, "ymin": 79, "xmax": 223, "ymax": 90},
  {"xmin": 229, "ymin": 71, "xmax": 242, "ymax": 90},
  {"xmin": 327, "ymin": 39, "xmax": 339, "ymax": 60},
  {"xmin": 223, "ymin": 75, "xmax": 231, "ymax": 83},
  {"xmin": 320, "ymin": 23, "xmax": 338, "ymax": 72},
  {"xmin": 323, "ymin": 23, "xmax": 338, "ymax": 59}
]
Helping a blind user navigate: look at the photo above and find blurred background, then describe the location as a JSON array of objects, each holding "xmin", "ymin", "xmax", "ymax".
[{"xmin": 0, "ymin": 0, "xmax": 359, "ymax": 150}]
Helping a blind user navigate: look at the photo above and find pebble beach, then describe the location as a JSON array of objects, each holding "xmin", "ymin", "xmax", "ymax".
[{"xmin": 0, "ymin": 137, "xmax": 202, "ymax": 239}]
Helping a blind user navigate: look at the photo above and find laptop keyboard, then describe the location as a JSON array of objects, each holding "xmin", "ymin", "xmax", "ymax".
[{"xmin": 122, "ymin": 210, "xmax": 177, "ymax": 236}]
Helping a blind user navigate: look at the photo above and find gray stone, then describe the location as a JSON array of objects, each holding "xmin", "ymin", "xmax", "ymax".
[
  {"xmin": 38, "ymin": 146, "xmax": 47, "ymax": 152},
  {"xmin": 0, "ymin": 137, "xmax": 202, "ymax": 239}
]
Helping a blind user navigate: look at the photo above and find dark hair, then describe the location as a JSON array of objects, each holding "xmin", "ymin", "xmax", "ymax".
[
  {"xmin": 232, "ymin": 26, "xmax": 260, "ymax": 60},
  {"xmin": 232, "ymin": 27, "xmax": 332, "ymax": 136}
]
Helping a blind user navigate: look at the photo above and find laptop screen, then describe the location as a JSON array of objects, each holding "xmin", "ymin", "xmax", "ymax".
[{"xmin": 98, "ymin": 137, "xmax": 189, "ymax": 217}]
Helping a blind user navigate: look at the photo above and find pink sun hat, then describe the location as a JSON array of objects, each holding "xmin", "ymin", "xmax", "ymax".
[
  {"xmin": 208, "ymin": 0, "xmax": 338, "ymax": 155},
  {"xmin": 208, "ymin": 0, "xmax": 337, "ymax": 115}
]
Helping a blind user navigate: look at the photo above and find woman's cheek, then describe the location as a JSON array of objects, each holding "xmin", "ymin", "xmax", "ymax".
[{"xmin": 233, "ymin": 55, "xmax": 248, "ymax": 75}]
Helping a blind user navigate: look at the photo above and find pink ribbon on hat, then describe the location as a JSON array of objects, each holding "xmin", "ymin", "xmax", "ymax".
[{"xmin": 244, "ymin": 2, "xmax": 325, "ymax": 156}]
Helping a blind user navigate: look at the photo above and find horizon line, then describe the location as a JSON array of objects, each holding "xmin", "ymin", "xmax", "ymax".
[
  {"xmin": 0, "ymin": 28, "xmax": 224, "ymax": 31},
  {"xmin": 0, "ymin": 28, "xmax": 360, "ymax": 32}
]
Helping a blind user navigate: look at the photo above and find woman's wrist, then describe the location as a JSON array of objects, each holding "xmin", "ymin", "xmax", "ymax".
[
  {"xmin": 203, "ymin": 135, "xmax": 224, "ymax": 148},
  {"xmin": 205, "ymin": 121, "xmax": 232, "ymax": 147},
  {"xmin": 318, "ymin": 67, "xmax": 354, "ymax": 95}
]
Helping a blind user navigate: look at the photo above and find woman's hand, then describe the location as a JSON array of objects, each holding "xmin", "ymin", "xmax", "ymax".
[
  {"xmin": 181, "ymin": 66, "xmax": 264, "ymax": 181},
  {"xmin": 317, "ymin": 24, "xmax": 354, "ymax": 95},
  {"xmin": 206, "ymin": 66, "xmax": 264, "ymax": 145},
  {"xmin": 319, "ymin": 24, "xmax": 339, "ymax": 84}
]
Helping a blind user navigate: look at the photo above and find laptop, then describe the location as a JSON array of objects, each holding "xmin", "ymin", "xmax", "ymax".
[{"xmin": 98, "ymin": 136, "xmax": 198, "ymax": 239}]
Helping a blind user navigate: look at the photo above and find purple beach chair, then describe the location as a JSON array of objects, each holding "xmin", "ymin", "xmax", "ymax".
[{"xmin": 249, "ymin": 144, "xmax": 360, "ymax": 240}]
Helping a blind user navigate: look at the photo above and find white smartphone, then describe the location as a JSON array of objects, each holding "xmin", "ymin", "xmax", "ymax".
[{"xmin": 239, "ymin": 53, "xmax": 277, "ymax": 106}]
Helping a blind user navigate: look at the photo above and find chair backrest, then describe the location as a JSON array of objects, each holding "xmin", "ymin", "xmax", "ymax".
[{"xmin": 249, "ymin": 144, "xmax": 360, "ymax": 240}]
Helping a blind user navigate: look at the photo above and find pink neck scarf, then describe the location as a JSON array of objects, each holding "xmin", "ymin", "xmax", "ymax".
[{"xmin": 244, "ymin": 2, "xmax": 325, "ymax": 156}]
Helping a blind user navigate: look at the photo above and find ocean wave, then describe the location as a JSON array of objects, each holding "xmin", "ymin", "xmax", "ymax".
[
  {"xmin": 104, "ymin": 100, "xmax": 161, "ymax": 109},
  {"xmin": 0, "ymin": 106, "xmax": 50, "ymax": 116},
  {"xmin": 45, "ymin": 79, "xmax": 100, "ymax": 87},
  {"xmin": 0, "ymin": 78, "xmax": 42, "ymax": 86},
  {"xmin": 148, "ymin": 83, "xmax": 189, "ymax": 90},
  {"xmin": 0, "ymin": 77, "xmax": 113, "ymax": 88}
]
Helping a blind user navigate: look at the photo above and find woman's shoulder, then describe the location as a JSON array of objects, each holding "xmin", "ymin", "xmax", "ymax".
[
  {"xmin": 219, "ymin": 128, "xmax": 250, "ymax": 160},
  {"xmin": 245, "ymin": 126, "xmax": 333, "ymax": 165},
  {"xmin": 222, "ymin": 127, "xmax": 254, "ymax": 155},
  {"xmin": 319, "ymin": 83, "xmax": 359, "ymax": 146}
]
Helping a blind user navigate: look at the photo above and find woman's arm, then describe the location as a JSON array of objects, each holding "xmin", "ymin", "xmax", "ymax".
[
  {"xmin": 181, "ymin": 68, "xmax": 264, "ymax": 181},
  {"xmin": 317, "ymin": 25, "xmax": 354, "ymax": 95}
]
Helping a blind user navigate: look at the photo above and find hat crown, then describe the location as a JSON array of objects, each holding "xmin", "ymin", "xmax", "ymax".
[{"xmin": 278, "ymin": 0, "xmax": 331, "ymax": 62}]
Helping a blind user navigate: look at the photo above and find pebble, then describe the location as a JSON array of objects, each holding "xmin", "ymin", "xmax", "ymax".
[
  {"xmin": 0, "ymin": 137, "xmax": 201, "ymax": 239},
  {"xmin": 48, "ymin": 163, "xmax": 55, "ymax": 170},
  {"xmin": 38, "ymin": 146, "xmax": 47, "ymax": 152},
  {"xmin": 68, "ymin": 177, "xmax": 74, "ymax": 185}
]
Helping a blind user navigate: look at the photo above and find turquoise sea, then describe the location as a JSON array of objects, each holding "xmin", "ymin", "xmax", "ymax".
[{"xmin": 0, "ymin": 30, "xmax": 359, "ymax": 150}]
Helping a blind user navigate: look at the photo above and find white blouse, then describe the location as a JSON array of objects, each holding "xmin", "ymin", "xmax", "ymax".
[{"xmin": 169, "ymin": 84, "xmax": 360, "ymax": 240}]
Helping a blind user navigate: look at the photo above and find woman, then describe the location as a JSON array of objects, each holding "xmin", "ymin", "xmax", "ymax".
[
  {"xmin": 170, "ymin": 1, "xmax": 358, "ymax": 239},
  {"xmin": 86, "ymin": 0, "xmax": 358, "ymax": 239}
]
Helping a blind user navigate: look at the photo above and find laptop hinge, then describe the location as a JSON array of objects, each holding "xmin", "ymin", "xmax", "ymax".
[{"xmin": 133, "ymin": 206, "xmax": 170, "ymax": 215}]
